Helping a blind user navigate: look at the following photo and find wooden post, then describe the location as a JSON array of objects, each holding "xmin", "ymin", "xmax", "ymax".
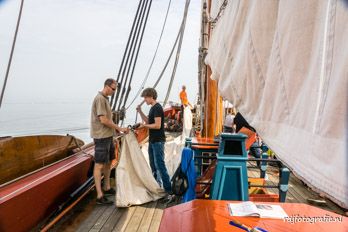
[{"xmin": 204, "ymin": 66, "xmax": 218, "ymax": 138}]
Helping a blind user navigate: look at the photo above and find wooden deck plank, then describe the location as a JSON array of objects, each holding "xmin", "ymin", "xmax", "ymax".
[
  {"xmin": 137, "ymin": 201, "xmax": 158, "ymax": 232},
  {"xmin": 265, "ymin": 166, "xmax": 308, "ymax": 203},
  {"xmin": 112, "ymin": 206, "xmax": 137, "ymax": 232},
  {"xmin": 250, "ymin": 164, "xmax": 345, "ymax": 215},
  {"xmin": 248, "ymin": 163, "xmax": 308, "ymax": 203},
  {"xmin": 267, "ymin": 167, "xmax": 310, "ymax": 203},
  {"xmin": 287, "ymin": 174, "xmax": 345, "ymax": 214},
  {"xmin": 100, "ymin": 208, "xmax": 124, "ymax": 232},
  {"xmin": 148, "ymin": 200, "xmax": 166, "ymax": 232},
  {"xmin": 53, "ymin": 161, "xmax": 346, "ymax": 232},
  {"xmin": 89, "ymin": 205, "xmax": 115, "ymax": 232},
  {"xmin": 76, "ymin": 205, "xmax": 108, "ymax": 232},
  {"xmin": 124, "ymin": 204, "xmax": 148, "ymax": 231}
]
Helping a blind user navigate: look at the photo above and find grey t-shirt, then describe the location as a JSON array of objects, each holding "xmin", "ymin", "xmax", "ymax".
[{"xmin": 90, "ymin": 92, "xmax": 114, "ymax": 139}]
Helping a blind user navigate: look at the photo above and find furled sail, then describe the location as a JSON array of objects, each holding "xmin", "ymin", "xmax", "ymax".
[{"xmin": 205, "ymin": 0, "xmax": 348, "ymax": 208}]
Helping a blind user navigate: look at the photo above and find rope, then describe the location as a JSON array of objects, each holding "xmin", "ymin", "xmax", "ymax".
[
  {"xmin": 117, "ymin": 0, "xmax": 151, "ymax": 111},
  {"xmin": 162, "ymin": 0, "xmax": 190, "ymax": 107},
  {"xmin": 119, "ymin": 0, "xmax": 153, "ymax": 111},
  {"xmin": 72, "ymin": 136, "xmax": 91, "ymax": 156},
  {"xmin": 110, "ymin": 0, "xmax": 144, "ymax": 105},
  {"xmin": 125, "ymin": 0, "xmax": 172, "ymax": 110},
  {"xmin": 112, "ymin": 0, "xmax": 147, "ymax": 110},
  {"xmin": 110, "ymin": 0, "xmax": 144, "ymax": 107},
  {"xmin": 126, "ymin": 0, "xmax": 187, "ymax": 111},
  {"xmin": 0, "ymin": 0, "xmax": 25, "ymax": 109},
  {"xmin": 153, "ymin": 22, "xmax": 182, "ymax": 88},
  {"xmin": 209, "ymin": 0, "xmax": 228, "ymax": 28}
]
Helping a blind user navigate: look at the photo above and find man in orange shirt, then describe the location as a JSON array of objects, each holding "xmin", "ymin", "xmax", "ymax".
[
  {"xmin": 179, "ymin": 85, "xmax": 192, "ymax": 123},
  {"xmin": 179, "ymin": 85, "xmax": 192, "ymax": 108}
]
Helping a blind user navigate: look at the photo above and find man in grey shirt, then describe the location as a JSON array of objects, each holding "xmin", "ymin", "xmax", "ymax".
[{"xmin": 91, "ymin": 78, "xmax": 128, "ymax": 205}]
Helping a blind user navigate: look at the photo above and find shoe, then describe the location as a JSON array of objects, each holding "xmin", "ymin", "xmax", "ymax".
[
  {"xmin": 103, "ymin": 188, "xmax": 116, "ymax": 196},
  {"xmin": 96, "ymin": 196, "xmax": 113, "ymax": 205},
  {"xmin": 162, "ymin": 194, "xmax": 176, "ymax": 204}
]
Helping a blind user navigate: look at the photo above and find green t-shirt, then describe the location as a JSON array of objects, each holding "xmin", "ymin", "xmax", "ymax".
[{"xmin": 90, "ymin": 92, "xmax": 114, "ymax": 139}]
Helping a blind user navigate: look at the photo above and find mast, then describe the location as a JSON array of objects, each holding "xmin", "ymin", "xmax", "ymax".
[{"xmin": 200, "ymin": 0, "xmax": 222, "ymax": 138}]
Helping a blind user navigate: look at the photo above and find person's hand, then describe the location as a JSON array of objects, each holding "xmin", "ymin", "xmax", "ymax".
[
  {"xmin": 120, "ymin": 127, "xmax": 129, "ymax": 134},
  {"xmin": 136, "ymin": 122, "xmax": 146, "ymax": 129}
]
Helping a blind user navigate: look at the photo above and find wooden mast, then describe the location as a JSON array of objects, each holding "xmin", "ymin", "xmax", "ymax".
[{"xmin": 201, "ymin": 0, "xmax": 222, "ymax": 138}]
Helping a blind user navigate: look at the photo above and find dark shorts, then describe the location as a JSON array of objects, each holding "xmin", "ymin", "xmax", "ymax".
[{"xmin": 93, "ymin": 137, "xmax": 115, "ymax": 164}]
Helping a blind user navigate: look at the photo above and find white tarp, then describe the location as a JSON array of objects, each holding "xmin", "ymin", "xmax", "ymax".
[
  {"xmin": 141, "ymin": 136, "xmax": 184, "ymax": 178},
  {"xmin": 205, "ymin": 0, "xmax": 348, "ymax": 208},
  {"xmin": 115, "ymin": 133, "xmax": 165, "ymax": 207},
  {"xmin": 182, "ymin": 106, "xmax": 193, "ymax": 142}
]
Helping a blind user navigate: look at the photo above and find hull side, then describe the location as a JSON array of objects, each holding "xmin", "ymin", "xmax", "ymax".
[{"xmin": 0, "ymin": 152, "xmax": 92, "ymax": 232}]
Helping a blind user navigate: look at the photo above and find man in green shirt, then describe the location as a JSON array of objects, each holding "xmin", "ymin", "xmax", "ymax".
[{"xmin": 91, "ymin": 78, "xmax": 128, "ymax": 205}]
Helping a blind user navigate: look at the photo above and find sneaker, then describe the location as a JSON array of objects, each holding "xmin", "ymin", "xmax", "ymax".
[
  {"xmin": 96, "ymin": 196, "xmax": 113, "ymax": 205},
  {"xmin": 103, "ymin": 188, "xmax": 116, "ymax": 196}
]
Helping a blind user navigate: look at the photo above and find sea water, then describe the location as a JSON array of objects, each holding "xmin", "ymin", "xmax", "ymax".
[{"xmin": 0, "ymin": 101, "xmax": 138, "ymax": 143}]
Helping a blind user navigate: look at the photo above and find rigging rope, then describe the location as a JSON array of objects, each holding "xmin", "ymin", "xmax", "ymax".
[
  {"xmin": 125, "ymin": 0, "xmax": 172, "ymax": 110},
  {"xmin": 0, "ymin": 0, "xmax": 25, "ymax": 109},
  {"xmin": 116, "ymin": 0, "xmax": 150, "ymax": 111},
  {"xmin": 112, "ymin": 0, "xmax": 148, "ymax": 111},
  {"xmin": 119, "ymin": 0, "xmax": 153, "ymax": 111},
  {"xmin": 162, "ymin": 0, "xmax": 190, "ymax": 107},
  {"xmin": 126, "ymin": 0, "xmax": 188, "ymax": 110},
  {"xmin": 110, "ymin": 0, "xmax": 144, "ymax": 107}
]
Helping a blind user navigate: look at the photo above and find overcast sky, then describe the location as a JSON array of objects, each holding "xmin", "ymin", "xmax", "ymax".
[{"xmin": 0, "ymin": 0, "xmax": 200, "ymax": 106}]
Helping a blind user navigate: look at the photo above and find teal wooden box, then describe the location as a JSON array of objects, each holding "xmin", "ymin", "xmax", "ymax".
[{"xmin": 210, "ymin": 133, "xmax": 249, "ymax": 201}]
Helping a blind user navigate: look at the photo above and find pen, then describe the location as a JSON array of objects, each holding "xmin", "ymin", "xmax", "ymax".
[
  {"xmin": 229, "ymin": 220, "xmax": 251, "ymax": 231},
  {"xmin": 251, "ymin": 227, "xmax": 268, "ymax": 232}
]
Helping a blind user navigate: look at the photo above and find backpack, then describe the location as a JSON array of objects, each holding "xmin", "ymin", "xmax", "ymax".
[{"xmin": 171, "ymin": 159, "xmax": 192, "ymax": 196}]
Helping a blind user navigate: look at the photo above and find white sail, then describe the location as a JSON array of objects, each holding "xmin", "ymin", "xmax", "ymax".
[{"xmin": 205, "ymin": 0, "xmax": 348, "ymax": 208}]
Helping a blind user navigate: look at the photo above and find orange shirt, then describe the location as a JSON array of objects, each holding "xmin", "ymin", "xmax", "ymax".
[{"xmin": 179, "ymin": 90, "xmax": 188, "ymax": 105}]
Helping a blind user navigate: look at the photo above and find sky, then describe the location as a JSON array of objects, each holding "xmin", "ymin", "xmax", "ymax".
[{"xmin": 0, "ymin": 0, "xmax": 200, "ymax": 106}]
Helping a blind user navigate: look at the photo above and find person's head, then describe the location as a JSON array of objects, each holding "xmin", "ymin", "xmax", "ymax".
[
  {"xmin": 182, "ymin": 85, "xmax": 186, "ymax": 91},
  {"xmin": 141, "ymin": 87, "xmax": 157, "ymax": 105},
  {"xmin": 103, "ymin": 78, "xmax": 118, "ymax": 96}
]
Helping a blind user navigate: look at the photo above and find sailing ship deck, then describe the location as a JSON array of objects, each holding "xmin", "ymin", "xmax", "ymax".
[{"xmin": 51, "ymin": 162, "xmax": 346, "ymax": 232}]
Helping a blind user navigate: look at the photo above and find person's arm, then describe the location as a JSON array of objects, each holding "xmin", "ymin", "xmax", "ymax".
[
  {"xmin": 136, "ymin": 105, "xmax": 149, "ymax": 124},
  {"xmin": 99, "ymin": 115, "xmax": 128, "ymax": 133},
  {"xmin": 144, "ymin": 117, "xmax": 161, "ymax": 129}
]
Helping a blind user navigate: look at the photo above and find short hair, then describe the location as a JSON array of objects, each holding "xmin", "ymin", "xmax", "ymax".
[
  {"xmin": 141, "ymin": 87, "xmax": 157, "ymax": 100},
  {"xmin": 104, "ymin": 78, "xmax": 117, "ymax": 87}
]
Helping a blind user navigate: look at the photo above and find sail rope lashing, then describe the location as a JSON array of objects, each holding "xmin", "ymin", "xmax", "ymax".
[
  {"xmin": 208, "ymin": 0, "xmax": 228, "ymax": 29},
  {"xmin": 0, "ymin": 0, "xmax": 25, "ymax": 109},
  {"xmin": 118, "ymin": 0, "xmax": 154, "ymax": 112},
  {"xmin": 162, "ymin": 0, "xmax": 190, "ymax": 107},
  {"xmin": 125, "ymin": 0, "xmax": 172, "ymax": 110},
  {"xmin": 111, "ymin": 0, "xmax": 149, "ymax": 111}
]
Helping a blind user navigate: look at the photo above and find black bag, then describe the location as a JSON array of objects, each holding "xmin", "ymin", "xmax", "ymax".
[{"xmin": 171, "ymin": 160, "xmax": 192, "ymax": 196}]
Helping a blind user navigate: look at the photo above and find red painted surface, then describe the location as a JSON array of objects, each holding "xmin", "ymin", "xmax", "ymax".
[
  {"xmin": 159, "ymin": 200, "xmax": 348, "ymax": 232},
  {"xmin": 164, "ymin": 106, "xmax": 181, "ymax": 118},
  {"xmin": 0, "ymin": 149, "xmax": 93, "ymax": 232}
]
